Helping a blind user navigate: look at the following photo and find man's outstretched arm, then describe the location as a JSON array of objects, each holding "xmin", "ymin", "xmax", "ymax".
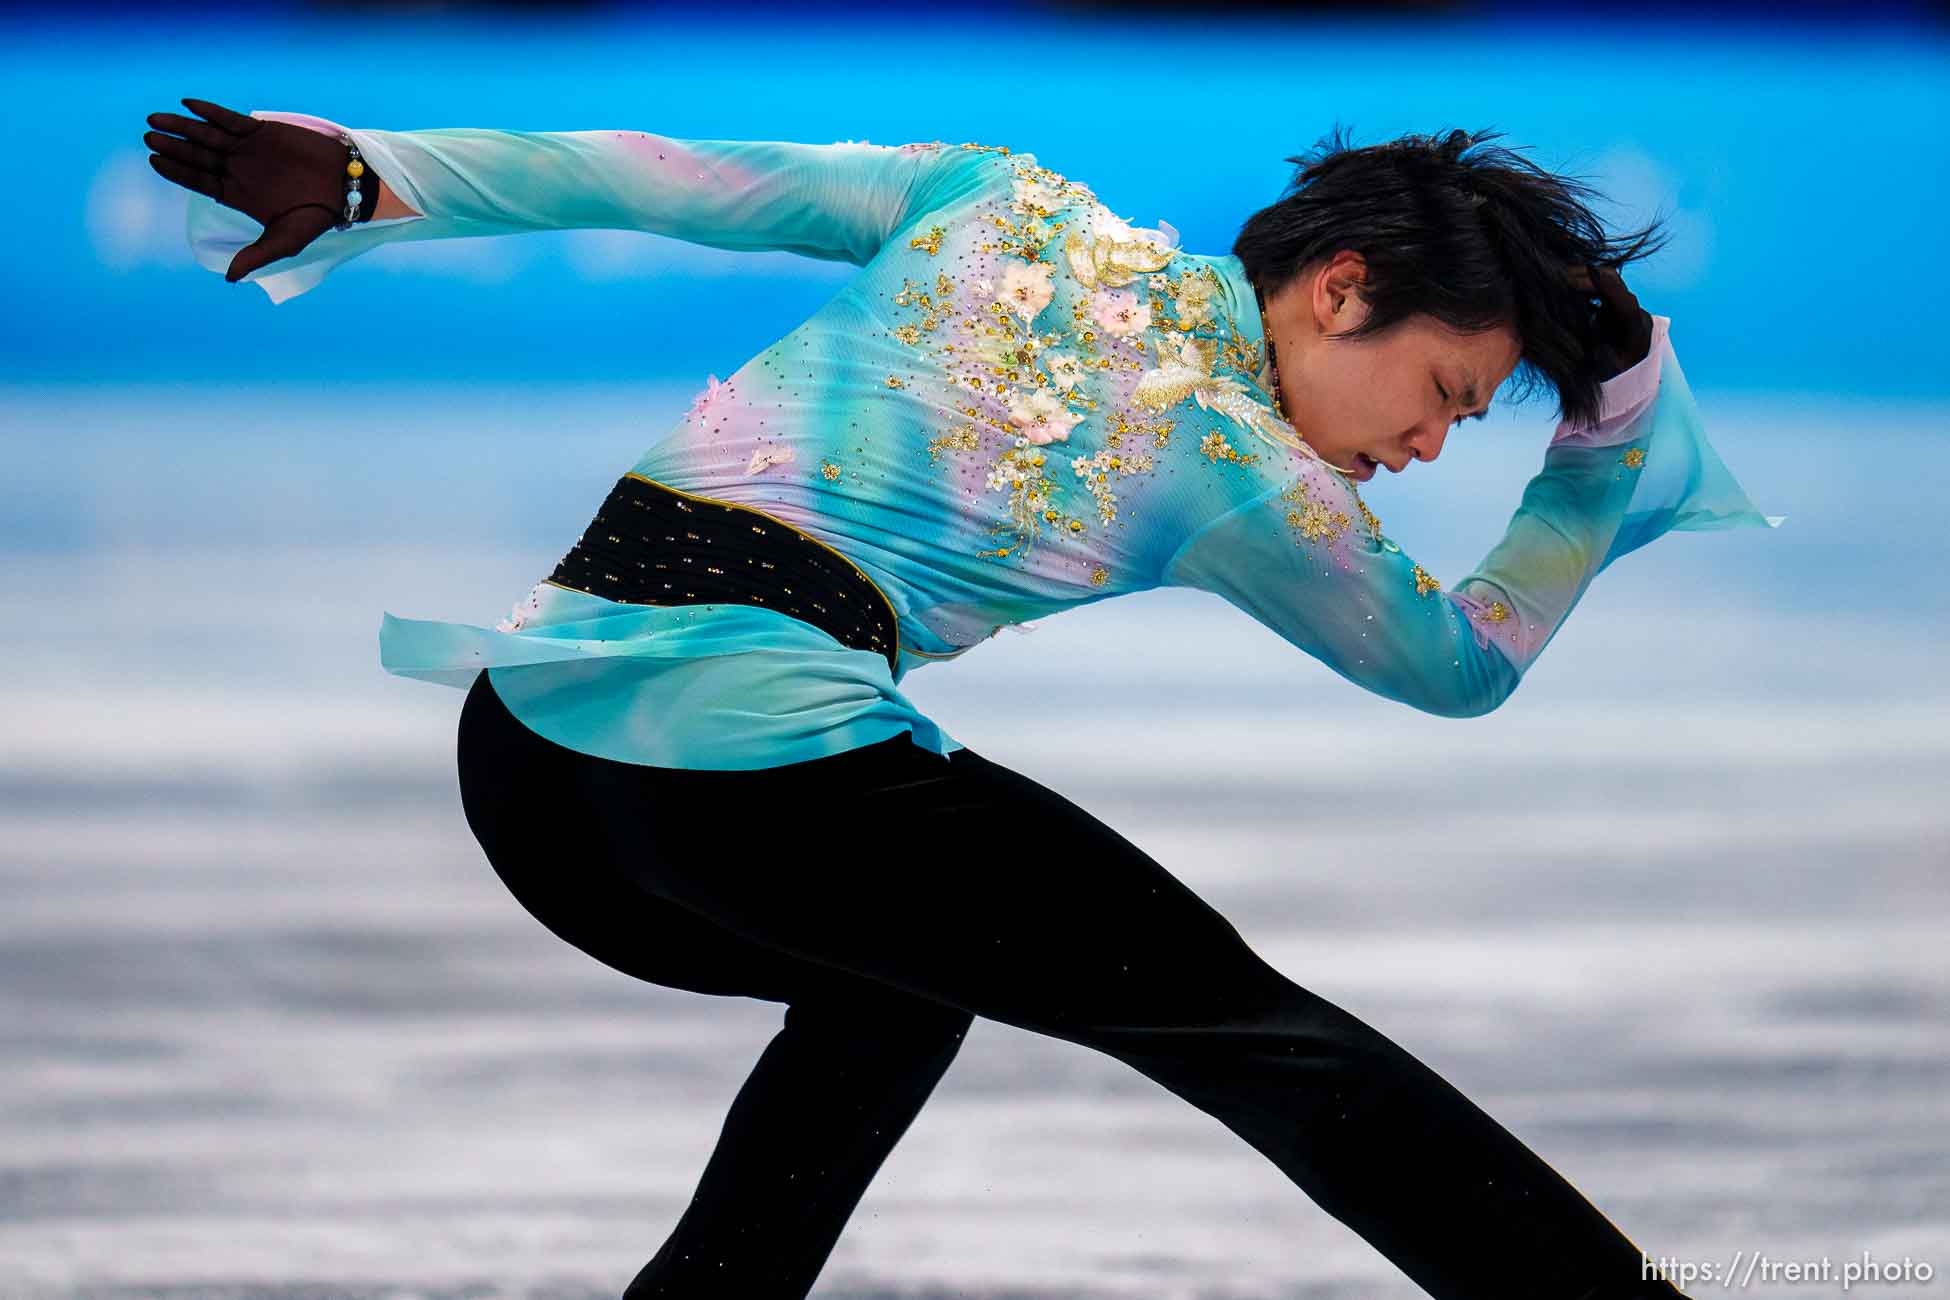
[{"xmin": 159, "ymin": 101, "xmax": 974, "ymax": 303}]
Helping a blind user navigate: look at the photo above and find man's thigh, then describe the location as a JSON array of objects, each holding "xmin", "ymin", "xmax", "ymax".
[{"xmin": 577, "ymin": 737, "xmax": 1293, "ymax": 1039}]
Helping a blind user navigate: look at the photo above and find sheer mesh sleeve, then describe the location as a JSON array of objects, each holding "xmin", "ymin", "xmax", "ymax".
[
  {"xmin": 184, "ymin": 109, "xmax": 971, "ymax": 304},
  {"xmin": 1160, "ymin": 315, "xmax": 1786, "ymax": 718}
]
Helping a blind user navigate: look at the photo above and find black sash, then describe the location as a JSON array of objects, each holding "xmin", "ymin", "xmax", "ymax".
[{"xmin": 542, "ymin": 473, "xmax": 900, "ymax": 676}]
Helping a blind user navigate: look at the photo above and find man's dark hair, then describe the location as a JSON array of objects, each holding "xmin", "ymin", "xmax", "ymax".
[{"xmin": 1231, "ymin": 123, "xmax": 1673, "ymax": 432}]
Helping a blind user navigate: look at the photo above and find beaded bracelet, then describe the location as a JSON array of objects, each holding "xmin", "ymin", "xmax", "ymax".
[{"xmin": 334, "ymin": 138, "xmax": 368, "ymax": 231}]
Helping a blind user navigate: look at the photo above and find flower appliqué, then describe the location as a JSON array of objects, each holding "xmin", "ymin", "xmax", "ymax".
[
  {"xmin": 1043, "ymin": 350, "xmax": 1085, "ymax": 391},
  {"xmin": 1063, "ymin": 207, "xmax": 1176, "ymax": 290},
  {"xmin": 1008, "ymin": 387, "xmax": 1085, "ymax": 445},
  {"xmin": 1091, "ymin": 287, "xmax": 1152, "ymax": 338},
  {"xmin": 997, "ymin": 260, "xmax": 1057, "ymax": 324},
  {"xmin": 746, "ymin": 444, "xmax": 796, "ymax": 476},
  {"xmin": 495, "ymin": 581, "xmax": 549, "ymax": 633}
]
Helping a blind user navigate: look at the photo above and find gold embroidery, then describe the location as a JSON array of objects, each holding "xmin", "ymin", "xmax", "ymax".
[
  {"xmin": 1279, "ymin": 476, "xmax": 1353, "ymax": 546},
  {"xmin": 1483, "ymin": 601, "xmax": 1509, "ymax": 622},
  {"xmin": 925, "ymin": 426, "xmax": 982, "ymax": 463},
  {"xmin": 1218, "ymin": 328, "xmax": 1266, "ymax": 386},
  {"xmin": 881, "ymin": 160, "xmax": 1269, "ymax": 574},
  {"xmin": 1006, "ymin": 162, "xmax": 1091, "ymax": 221},
  {"xmin": 979, "ymin": 444, "xmax": 1077, "ymax": 559},
  {"xmin": 1353, "ymin": 495, "xmax": 1385, "ymax": 544},
  {"xmin": 884, "ymin": 375, "xmax": 906, "ymax": 389},
  {"xmin": 1105, "ymin": 409, "xmax": 1175, "ymax": 451},
  {"xmin": 1063, "ymin": 219, "xmax": 1176, "ymax": 290},
  {"xmin": 1621, "ymin": 446, "xmax": 1646, "ymax": 469},
  {"xmin": 1090, "ymin": 566, "xmax": 1109, "ymax": 586},
  {"xmin": 819, "ymin": 461, "xmax": 842, "ymax": 482},
  {"xmin": 1133, "ymin": 334, "xmax": 1218, "ymax": 412},
  {"xmin": 909, "ymin": 225, "xmax": 945, "ymax": 257},
  {"xmin": 1072, "ymin": 445, "xmax": 1155, "ymax": 526},
  {"xmin": 1411, "ymin": 564, "xmax": 1440, "ymax": 597},
  {"xmin": 892, "ymin": 276, "xmax": 954, "ymax": 333},
  {"xmin": 1143, "ymin": 266, "xmax": 1222, "ymax": 335},
  {"xmin": 978, "ymin": 209, "xmax": 1064, "ymax": 264},
  {"xmin": 1198, "ymin": 429, "xmax": 1261, "ymax": 468}
]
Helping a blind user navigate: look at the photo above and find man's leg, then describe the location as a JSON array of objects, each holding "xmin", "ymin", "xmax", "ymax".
[
  {"xmin": 458, "ymin": 673, "xmax": 976, "ymax": 1297},
  {"xmin": 576, "ymin": 737, "xmax": 1689, "ymax": 1300},
  {"xmin": 623, "ymin": 992, "xmax": 972, "ymax": 1298}
]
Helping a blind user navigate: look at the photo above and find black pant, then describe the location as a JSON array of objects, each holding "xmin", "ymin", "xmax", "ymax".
[{"xmin": 454, "ymin": 668, "xmax": 1686, "ymax": 1300}]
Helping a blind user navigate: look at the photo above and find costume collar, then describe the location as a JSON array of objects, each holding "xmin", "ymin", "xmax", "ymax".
[{"xmin": 1208, "ymin": 252, "xmax": 1281, "ymax": 407}]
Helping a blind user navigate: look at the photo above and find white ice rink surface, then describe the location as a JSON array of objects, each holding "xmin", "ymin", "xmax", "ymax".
[{"xmin": 2, "ymin": 389, "xmax": 1944, "ymax": 1298}]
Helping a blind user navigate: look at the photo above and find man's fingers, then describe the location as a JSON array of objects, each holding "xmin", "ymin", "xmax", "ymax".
[
  {"xmin": 145, "ymin": 109, "xmax": 234, "ymax": 153},
  {"xmin": 1591, "ymin": 264, "xmax": 1639, "ymax": 311},
  {"xmin": 147, "ymin": 151, "xmax": 222, "ymax": 203},
  {"xmin": 182, "ymin": 97, "xmax": 258, "ymax": 136},
  {"xmin": 143, "ymin": 129, "xmax": 226, "ymax": 176}
]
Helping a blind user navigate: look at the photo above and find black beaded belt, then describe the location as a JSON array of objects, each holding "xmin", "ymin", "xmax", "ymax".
[{"xmin": 541, "ymin": 472, "xmax": 901, "ymax": 675}]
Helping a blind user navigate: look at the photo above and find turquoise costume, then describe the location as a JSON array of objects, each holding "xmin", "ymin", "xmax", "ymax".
[{"xmin": 184, "ymin": 110, "xmax": 1783, "ymax": 770}]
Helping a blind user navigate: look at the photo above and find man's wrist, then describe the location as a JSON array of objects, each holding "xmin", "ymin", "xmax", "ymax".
[{"xmin": 370, "ymin": 175, "xmax": 418, "ymax": 220}]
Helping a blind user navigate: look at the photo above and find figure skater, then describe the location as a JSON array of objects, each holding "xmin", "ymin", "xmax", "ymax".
[{"xmin": 145, "ymin": 95, "xmax": 1781, "ymax": 1299}]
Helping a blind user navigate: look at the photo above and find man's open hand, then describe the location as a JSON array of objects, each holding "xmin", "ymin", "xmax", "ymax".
[{"xmin": 144, "ymin": 97, "xmax": 350, "ymax": 283}]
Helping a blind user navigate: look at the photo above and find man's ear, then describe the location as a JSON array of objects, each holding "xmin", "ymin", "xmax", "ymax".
[{"xmin": 1310, "ymin": 247, "xmax": 1372, "ymax": 331}]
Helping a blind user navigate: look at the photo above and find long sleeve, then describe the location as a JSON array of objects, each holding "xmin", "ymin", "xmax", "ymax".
[
  {"xmin": 1160, "ymin": 315, "xmax": 1786, "ymax": 718},
  {"xmin": 184, "ymin": 109, "xmax": 968, "ymax": 304}
]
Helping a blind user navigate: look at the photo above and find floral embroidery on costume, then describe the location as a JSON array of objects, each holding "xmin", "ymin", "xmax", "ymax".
[
  {"xmin": 882, "ymin": 149, "xmax": 1336, "ymax": 571},
  {"xmin": 1198, "ymin": 429, "xmax": 1260, "ymax": 468},
  {"xmin": 495, "ymin": 581, "xmax": 549, "ymax": 633},
  {"xmin": 1062, "ymin": 206, "xmax": 1174, "ymax": 290},
  {"xmin": 998, "ymin": 260, "xmax": 1058, "ymax": 322},
  {"xmin": 1278, "ymin": 474, "xmax": 1354, "ymax": 548},
  {"xmin": 1009, "ymin": 387, "xmax": 1085, "ymax": 445},
  {"xmin": 745, "ymin": 444, "xmax": 795, "ymax": 475},
  {"xmin": 1072, "ymin": 443, "xmax": 1156, "ymax": 527}
]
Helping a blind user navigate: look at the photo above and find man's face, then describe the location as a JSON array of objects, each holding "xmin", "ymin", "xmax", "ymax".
[{"xmin": 1275, "ymin": 252, "xmax": 1524, "ymax": 481}]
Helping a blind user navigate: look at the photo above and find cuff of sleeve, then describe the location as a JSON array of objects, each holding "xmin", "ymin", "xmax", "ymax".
[
  {"xmin": 253, "ymin": 109, "xmax": 432, "ymax": 224},
  {"xmin": 250, "ymin": 108, "xmax": 349, "ymax": 138},
  {"xmin": 184, "ymin": 108, "xmax": 429, "ymax": 305},
  {"xmin": 1549, "ymin": 313, "xmax": 1671, "ymax": 448}
]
